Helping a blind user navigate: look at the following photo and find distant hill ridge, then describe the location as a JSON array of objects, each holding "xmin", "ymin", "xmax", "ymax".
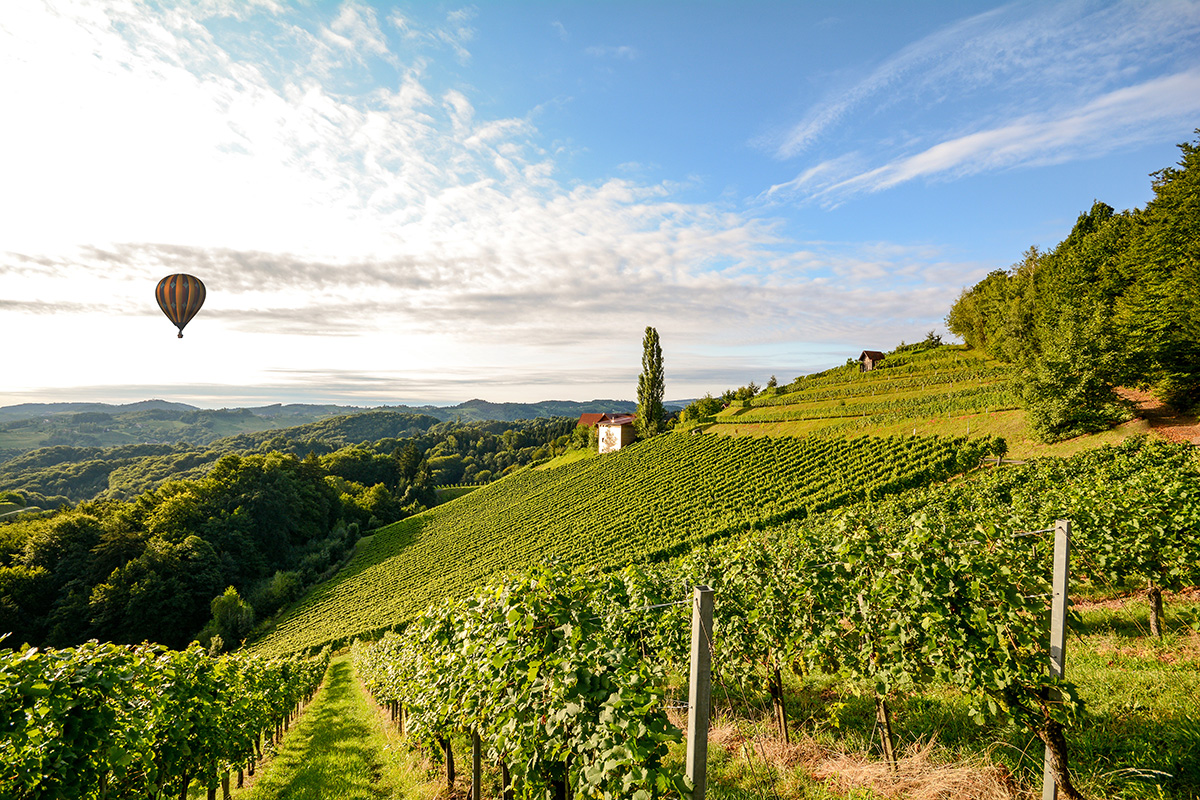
[
  {"xmin": 0, "ymin": 398, "xmax": 648, "ymax": 425},
  {"xmin": 0, "ymin": 399, "xmax": 196, "ymax": 421},
  {"xmin": 0, "ymin": 398, "xmax": 670, "ymax": 458}
]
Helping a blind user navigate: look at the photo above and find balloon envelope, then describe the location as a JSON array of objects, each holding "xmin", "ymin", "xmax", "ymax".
[{"xmin": 155, "ymin": 274, "xmax": 206, "ymax": 338}]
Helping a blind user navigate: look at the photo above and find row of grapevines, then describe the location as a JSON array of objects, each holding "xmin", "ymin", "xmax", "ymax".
[
  {"xmin": 348, "ymin": 438, "xmax": 1195, "ymax": 800},
  {"xmin": 0, "ymin": 640, "xmax": 329, "ymax": 799},
  {"xmin": 595, "ymin": 437, "xmax": 1200, "ymax": 799},
  {"xmin": 925, "ymin": 436, "xmax": 1200, "ymax": 633},
  {"xmin": 720, "ymin": 383, "xmax": 1021, "ymax": 425},
  {"xmin": 349, "ymin": 508, "xmax": 1072, "ymax": 798},
  {"xmin": 254, "ymin": 434, "xmax": 998, "ymax": 656},
  {"xmin": 779, "ymin": 347, "xmax": 992, "ymax": 392},
  {"xmin": 599, "ymin": 507, "xmax": 1084, "ymax": 795},
  {"xmin": 354, "ymin": 568, "xmax": 685, "ymax": 800},
  {"xmin": 754, "ymin": 364, "xmax": 1014, "ymax": 408}
]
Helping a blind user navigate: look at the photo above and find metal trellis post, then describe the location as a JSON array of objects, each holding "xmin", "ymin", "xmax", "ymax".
[
  {"xmin": 687, "ymin": 586, "xmax": 714, "ymax": 800},
  {"xmin": 1042, "ymin": 519, "xmax": 1071, "ymax": 800}
]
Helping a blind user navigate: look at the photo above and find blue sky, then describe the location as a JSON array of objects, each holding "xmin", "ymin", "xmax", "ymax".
[{"xmin": 2, "ymin": 0, "xmax": 1198, "ymax": 407}]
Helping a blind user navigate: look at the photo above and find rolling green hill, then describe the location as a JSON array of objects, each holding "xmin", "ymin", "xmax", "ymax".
[
  {"xmin": 251, "ymin": 342, "xmax": 1164, "ymax": 657},
  {"xmin": 0, "ymin": 404, "xmax": 356, "ymax": 456},
  {"xmin": 251, "ymin": 431, "xmax": 993, "ymax": 656},
  {"xmin": 694, "ymin": 344, "xmax": 1147, "ymax": 458},
  {"xmin": 0, "ymin": 411, "xmax": 443, "ymax": 504},
  {"xmin": 0, "ymin": 398, "xmax": 656, "ymax": 458}
]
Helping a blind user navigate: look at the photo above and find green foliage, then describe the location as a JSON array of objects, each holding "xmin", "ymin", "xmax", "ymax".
[
  {"xmin": 568, "ymin": 422, "xmax": 592, "ymax": 450},
  {"xmin": 0, "ymin": 414, "xmax": 572, "ymax": 505},
  {"xmin": 1021, "ymin": 311, "xmax": 1132, "ymax": 441},
  {"xmin": 574, "ymin": 439, "xmax": 1199, "ymax": 795},
  {"xmin": 0, "ymin": 638, "xmax": 328, "ymax": 799},
  {"xmin": 725, "ymin": 381, "xmax": 1020, "ymax": 425},
  {"xmin": 0, "ymin": 453, "xmax": 349, "ymax": 649},
  {"xmin": 636, "ymin": 326, "xmax": 665, "ymax": 438},
  {"xmin": 891, "ymin": 330, "xmax": 943, "ymax": 354},
  {"xmin": 253, "ymin": 433, "xmax": 993, "ymax": 656},
  {"xmin": 355, "ymin": 566, "xmax": 684, "ymax": 800},
  {"xmin": 0, "ymin": 415, "xmax": 580, "ymax": 650},
  {"xmin": 756, "ymin": 353, "xmax": 1010, "ymax": 409},
  {"xmin": 676, "ymin": 393, "xmax": 723, "ymax": 426},
  {"xmin": 207, "ymin": 586, "xmax": 256, "ymax": 652},
  {"xmin": 947, "ymin": 132, "xmax": 1200, "ymax": 437},
  {"xmin": 349, "ymin": 436, "xmax": 1200, "ymax": 800}
]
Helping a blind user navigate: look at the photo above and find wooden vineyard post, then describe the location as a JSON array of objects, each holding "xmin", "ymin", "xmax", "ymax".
[
  {"xmin": 875, "ymin": 695, "xmax": 897, "ymax": 772},
  {"xmin": 471, "ymin": 731, "xmax": 482, "ymax": 800},
  {"xmin": 687, "ymin": 586, "xmax": 714, "ymax": 800},
  {"xmin": 442, "ymin": 737, "xmax": 455, "ymax": 791},
  {"xmin": 1042, "ymin": 519, "xmax": 1071, "ymax": 800},
  {"xmin": 769, "ymin": 661, "xmax": 790, "ymax": 744},
  {"xmin": 500, "ymin": 761, "xmax": 514, "ymax": 800}
]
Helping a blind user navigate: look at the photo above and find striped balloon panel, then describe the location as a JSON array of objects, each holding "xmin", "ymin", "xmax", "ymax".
[{"xmin": 154, "ymin": 274, "xmax": 206, "ymax": 334}]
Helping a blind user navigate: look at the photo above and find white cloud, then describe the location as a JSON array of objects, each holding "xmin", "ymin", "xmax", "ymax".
[
  {"xmin": 389, "ymin": 6, "xmax": 475, "ymax": 63},
  {"xmin": 584, "ymin": 44, "xmax": 637, "ymax": 60},
  {"xmin": 770, "ymin": 69, "xmax": 1200, "ymax": 203},
  {"xmin": 0, "ymin": 1, "xmax": 975, "ymax": 404},
  {"xmin": 325, "ymin": 1, "xmax": 391, "ymax": 60},
  {"xmin": 763, "ymin": 0, "xmax": 1200, "ymax": 202}
]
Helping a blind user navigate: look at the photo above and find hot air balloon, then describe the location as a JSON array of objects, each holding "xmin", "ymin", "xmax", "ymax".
[{"xmin": 155, "ymin": 274, "xmax": 206, "ymax": 338}]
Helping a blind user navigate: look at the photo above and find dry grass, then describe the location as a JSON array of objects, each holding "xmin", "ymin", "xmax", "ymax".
[
  {"xmin": 703, "ymin": 718, "xmax": 1022, "ymax": 800},
  {"xmin": 813, "ymin": 741, "xmax": 1019, "ymax": 800}
]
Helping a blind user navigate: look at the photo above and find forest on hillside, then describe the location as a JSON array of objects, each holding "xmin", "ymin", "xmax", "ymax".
[
  {"xmin": 947, "ymin": 132, "xmax": 1200, "ymax": 441},
  {"xmin": 0, "ymin": 413, "xmax": 574, "ymax": 651},
  {"xmin": 0, "ymin": 412, "xmax": 574, "ymax": 506},
  {"xmin": 0, "ymin": 397, "xmax": 643, "ymax": 459}
]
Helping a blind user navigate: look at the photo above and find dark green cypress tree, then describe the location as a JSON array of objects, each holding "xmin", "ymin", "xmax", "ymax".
[{"xmin": 636, "ymin": 326, "xmax": 665, "ymax": 438}]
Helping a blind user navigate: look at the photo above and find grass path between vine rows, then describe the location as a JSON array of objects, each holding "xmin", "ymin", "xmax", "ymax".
[{"xmin": 241, "ymin": 653, "xmax": 428, "ymax": 800}]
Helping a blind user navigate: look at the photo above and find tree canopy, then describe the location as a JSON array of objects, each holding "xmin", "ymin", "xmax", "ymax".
[
  {"xmin": 946, "ymin": 131, "xmax": 1200, "ymax": 441},
  {"xmin": 636, "ymin": 326, "xmax": 665, "ymax": 438}
]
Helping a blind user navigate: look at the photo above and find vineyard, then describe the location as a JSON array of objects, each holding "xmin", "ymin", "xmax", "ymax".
[
  {"xmin": 690, "ymin": 346, "xmax": 1067, "ymax": 449},
  {"xmin": 5, "ymin": 432, "xmax": 1196, "ymax": 799},
  {"xmin": 751, "ymin": 360, "xmax": 1014, "ymax": 407},
  {"xmin": 0, "ymin": 641, "xmax": 329, "ymax": 799},
  {"xmin": 351, "ymin": 436, "xmax": 1200, "ymax": 800},
  {"xmin": 251, "ymin": 433, "xmax": 998, "ymax": 657},
  {"xmin": 721, "ymin": 382, "xmax": 1021, "ymax": 425}
]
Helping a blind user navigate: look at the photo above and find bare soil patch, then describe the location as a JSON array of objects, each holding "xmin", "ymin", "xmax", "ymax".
[{"xmin": 1116, "ymin": 388, "xmax": 1200, "ymax": 444}]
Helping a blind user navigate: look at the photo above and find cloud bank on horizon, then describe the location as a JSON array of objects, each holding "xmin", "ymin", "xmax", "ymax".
[{"xmin": 1, "ymin": 0, "xmax": 1196, "ymax": 406}]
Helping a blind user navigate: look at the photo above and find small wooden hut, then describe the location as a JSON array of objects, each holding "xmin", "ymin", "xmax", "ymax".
[{"xmin": 859, "ymin": 350, "xmax": 886, "ymax": 372}]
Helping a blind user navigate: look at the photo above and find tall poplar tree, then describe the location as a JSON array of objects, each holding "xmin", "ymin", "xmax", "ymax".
[{"xmin": 636, "ymin": 326, "xmax": 665, "ymax": 438}]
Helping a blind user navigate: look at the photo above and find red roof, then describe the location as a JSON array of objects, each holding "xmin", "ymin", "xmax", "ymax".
[{"xmin": 577, "ymin": 413, "xmax": 608, "ymax": 427}]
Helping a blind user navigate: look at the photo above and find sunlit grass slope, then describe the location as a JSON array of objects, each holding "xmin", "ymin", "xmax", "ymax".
[
  {"xmin": 703, "ymin": 345, "xmax": 1146, "ymax": 458},
  {"xmin": 251, "ymin": 432, "xmax": 987, "ymax": 656}
]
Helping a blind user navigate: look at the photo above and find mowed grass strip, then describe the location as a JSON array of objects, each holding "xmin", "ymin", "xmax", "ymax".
[{"xmin": 245, "ymin": 655, "xmax": 400, "ymax": 800}]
